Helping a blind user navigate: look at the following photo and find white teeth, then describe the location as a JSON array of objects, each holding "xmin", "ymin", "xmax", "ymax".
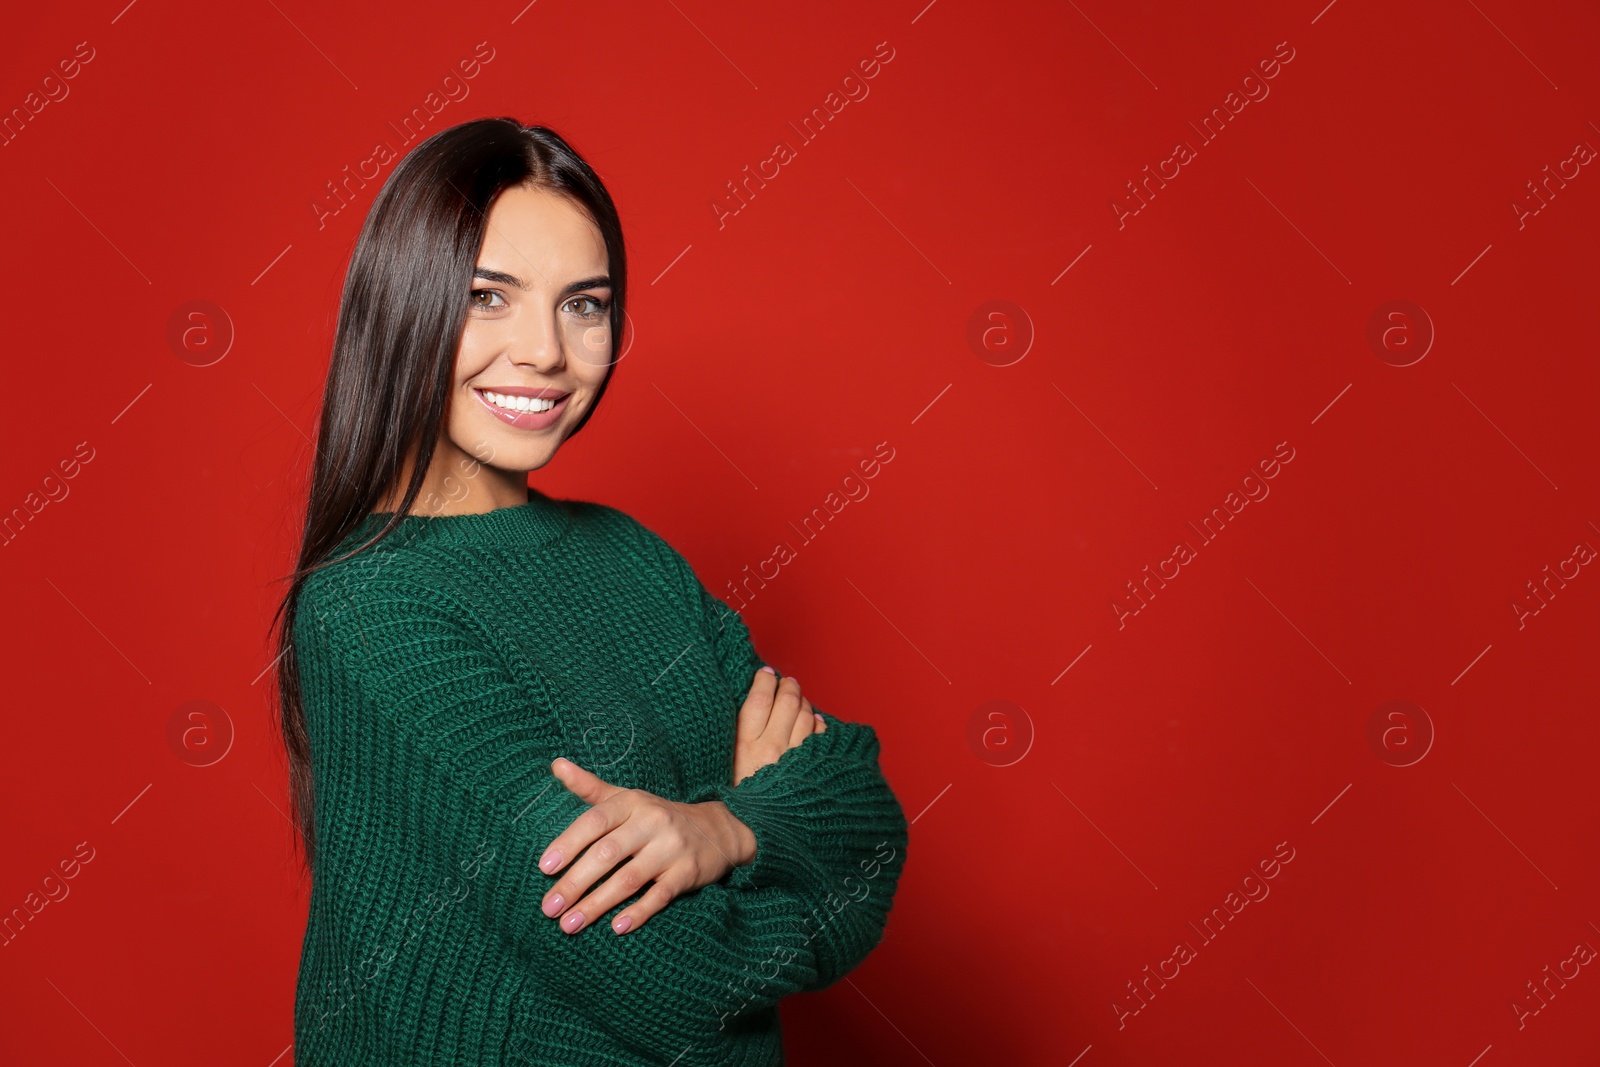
[{"xmin": 482, "ymin": 391, "xmax": 556, "ymax": 413}]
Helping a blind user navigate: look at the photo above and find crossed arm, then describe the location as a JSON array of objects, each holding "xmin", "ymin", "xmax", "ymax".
[
  {"xmin": 300, "ymin": 542, "xmax": 906, "ymax": 1059},
  {"xmin": 632, "ymin": 520, "xmax": 910, "ymax": 976},
  {"xmin": 523, "ymin": 519, "xmax": 911, "ymax": 972},
  {"xmin": 532, "ymin": 666, "xmax": 822, "ymax": 937}
]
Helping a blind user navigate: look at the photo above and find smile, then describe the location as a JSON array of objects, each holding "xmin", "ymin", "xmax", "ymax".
[
  {"xmin": 481, "ymin": 390, "xmax": 558, "ymax": 413},
  {"xmin": 473, "ymin": 388, "xmax": 571, "ymax": 430}
]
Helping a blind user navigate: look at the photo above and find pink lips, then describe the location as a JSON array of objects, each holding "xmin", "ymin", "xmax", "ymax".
[{"xmin": 474, "ymin": 388, "xmax": 570, "ymax": 431}]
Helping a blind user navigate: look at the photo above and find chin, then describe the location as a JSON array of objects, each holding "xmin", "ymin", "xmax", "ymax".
[{"xmin": 513, "ymin": 443, "xmax": 561, "ymax": 471}]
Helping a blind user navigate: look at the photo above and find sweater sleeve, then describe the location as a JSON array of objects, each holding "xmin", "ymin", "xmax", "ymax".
[
  {"xmin": 298, "ymin": 560, "xmax": 865, "ymax": 1058},
  {"xmin": 623, "ymin": 520, "xmax": 909, "ymax": 981}
]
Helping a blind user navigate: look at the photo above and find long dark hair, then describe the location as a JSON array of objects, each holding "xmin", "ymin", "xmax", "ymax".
[{"xmin": 267, "ymin": 118, "xmax": 628, "ymax": 874}]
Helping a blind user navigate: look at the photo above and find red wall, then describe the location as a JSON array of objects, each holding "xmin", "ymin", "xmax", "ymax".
[{"xmin": 2, "ymin": 1, "xmax": 1597, "ymax": 1063}]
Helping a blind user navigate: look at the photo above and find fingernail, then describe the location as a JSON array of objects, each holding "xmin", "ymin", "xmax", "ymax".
[
  {"xmin": 613, "ymin": 915, "xmax": 632, "ymax": 934},
  {"xmin": 540, "ymin": 849, "xmax": 562, "ymax": 873},
  {"xmin": 760, "ymin": 665, "xmax": 775, "ymax": 674},
  {"xmin": 814, "ymin": 714, "xmax": 824, "ymax": 725},
  {"xmin": 562, "ymin": 910, "xmax": 585, "ymax": 933},
  {"xmin": 542, "ymin": 894, "xmax": 565, "ymax": 917}
]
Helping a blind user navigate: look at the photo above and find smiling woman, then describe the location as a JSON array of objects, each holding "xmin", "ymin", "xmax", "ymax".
[
  {"xmin": 266, "ymin": 118, "xmax": 908, "ymax": 1066},
  {"xmin": 364, "ymin": 179, "xmax": 620, "ymax": 512}
]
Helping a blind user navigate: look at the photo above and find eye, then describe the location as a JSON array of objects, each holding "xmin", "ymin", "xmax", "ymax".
[
  {"xmin": 470, "ymin": 288, "xmax": 506, "ymax": 309},
  {"xmin": 564, "ymin": 295, "xmax": 610, "ymax": 319}
]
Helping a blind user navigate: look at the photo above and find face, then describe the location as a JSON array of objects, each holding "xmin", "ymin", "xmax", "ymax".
[{"xmin": 432, "ymin": 184, "xmax": 615, "ymax": 508}]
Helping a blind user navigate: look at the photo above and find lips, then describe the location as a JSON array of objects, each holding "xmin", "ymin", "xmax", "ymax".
[{"xmin": 474, "ymin": 388, "xmax": 570, "ymax": 431}]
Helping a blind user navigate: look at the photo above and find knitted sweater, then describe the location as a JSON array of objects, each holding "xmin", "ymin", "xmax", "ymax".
[{"xmin": 289, "ymin": 489, "xmax": 909, "ymax": 1066}]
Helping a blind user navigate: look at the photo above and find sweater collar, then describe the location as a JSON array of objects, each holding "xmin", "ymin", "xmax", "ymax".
[{"xmin": 353, "ymin": 486, "xmax": 571, "ymax": 552}]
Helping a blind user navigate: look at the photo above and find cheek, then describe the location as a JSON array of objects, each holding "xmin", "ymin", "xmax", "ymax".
[
  {"xmin": 450, "ymin": 388, "xmax": 492, "ymax": 449},
  {"xmin": 452, "ymin": 329, "xmax": 499, "ymax": 431},
  {"xmin": 456, "ymin": 321, "xmax": 500, "ymax": 376},
  {"xmin": 573, "ymin": 321, "xmax": 614, "ymax": 371}
]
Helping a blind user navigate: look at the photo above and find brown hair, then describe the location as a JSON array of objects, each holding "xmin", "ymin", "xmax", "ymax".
[{"xmin": 266, "ymin": 118, "xmax": 628, "ymax": 873}]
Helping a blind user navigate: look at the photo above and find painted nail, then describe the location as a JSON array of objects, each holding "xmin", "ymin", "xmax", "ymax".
[
  {"xmin": 542, "ymin": 894, "xmax": 565, "ymax": 918},
  {"xmin": 760, "ymin": 665, "xmax": 776, "ymax": 674},
  {"xmin": 613, "ymin": 915, "xmax": 632, "ymax": 934},
  {"xmin": 562, "ymin": 910, "xmax": 585, "ymax": 933},
  {"xmin": 540, "ymin": 849, "xmax": 562, "ymax": 873}
]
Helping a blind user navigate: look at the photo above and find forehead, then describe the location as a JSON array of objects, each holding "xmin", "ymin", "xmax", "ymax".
[{"xmin": 477, "ymin": 185, "xmax": 607, "ymax": 280}]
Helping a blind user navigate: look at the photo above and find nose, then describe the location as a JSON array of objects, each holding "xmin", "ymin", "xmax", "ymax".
[{"xmin": 507, "ymin": 305, "xmax": 566, "ymax": 373}]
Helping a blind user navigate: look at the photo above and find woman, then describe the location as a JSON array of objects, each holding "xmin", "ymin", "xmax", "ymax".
[{"xmin": 268, "ymin": 117, "xmax": 908, "ymax": 1065}]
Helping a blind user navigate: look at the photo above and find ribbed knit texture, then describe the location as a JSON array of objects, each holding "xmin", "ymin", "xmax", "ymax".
[{"xmin": 290, "ymin": 489, "xmax": 909, "ymax": 1066}]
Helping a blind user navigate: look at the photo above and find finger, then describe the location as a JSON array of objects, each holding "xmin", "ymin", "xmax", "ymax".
[
  {"xmin": 751, "ymin": 677, "xmax": 802, "ymax": 770},
  {"xmin": 800, "ymin": 696, "xmax": 827, "ymax": 734},
  {"xmin": 763, "ymin": 675, "xmax": 803, "ymax": 750},
  {"xmin": 787, "ymin": 693, "xmax": 814, "ymax": 749},
  {"xmin": 608, "ymin": 876, "xmax": 686, "ymax": 936},
  {"xmin": 542, "ymin": 805, "xmax": 648, "ymax": 924},
  {"xmin": 561, "ymin": 855, "xmax": 671, "ymax": 935},
  {"xmin": 551, "ymin": 757, "xmax": 615, "ymax": 805},
  {"xmin": 736, "ymin": 667, "xmax": 779, "ymax": 742},
  {"xmin": 539, "ymin": 785, "xmax": 627, "ymax": 876}
]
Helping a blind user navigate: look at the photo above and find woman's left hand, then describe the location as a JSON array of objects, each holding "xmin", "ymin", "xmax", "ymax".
[{"xmin": 536, "ymin": 757, "xmax": 757, "ymax": 936}]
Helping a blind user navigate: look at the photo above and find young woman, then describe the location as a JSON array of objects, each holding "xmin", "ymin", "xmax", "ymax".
[{"xmin": 269, "ymin": 118, "xmax": 908, "ymax": 1065}]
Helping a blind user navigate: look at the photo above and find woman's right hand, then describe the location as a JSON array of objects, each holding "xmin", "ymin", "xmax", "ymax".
[{"xmin": 732, "ymin": 667, "xmax": 825, "ymax": 785}]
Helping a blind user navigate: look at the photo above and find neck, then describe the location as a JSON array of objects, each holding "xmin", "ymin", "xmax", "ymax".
[{"xmin": 374, "ymin": 444, "xmax": 532, "ymax": 517}]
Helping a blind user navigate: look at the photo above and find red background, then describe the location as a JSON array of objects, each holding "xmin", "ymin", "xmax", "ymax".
[{"xmin": 3, "ymin": 1, "xmax": 1598, "ymax": 1064}]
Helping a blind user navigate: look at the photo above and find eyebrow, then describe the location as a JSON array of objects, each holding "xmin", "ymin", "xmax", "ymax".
[{"xmin": 472, "ymin": 268, "xmax": 611, "ymax": 295}]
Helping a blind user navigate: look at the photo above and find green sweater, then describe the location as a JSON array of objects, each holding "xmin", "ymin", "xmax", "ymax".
[{"xmin": 290, "ymin": 489, "xmax": 909, "ymax": 1066}]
